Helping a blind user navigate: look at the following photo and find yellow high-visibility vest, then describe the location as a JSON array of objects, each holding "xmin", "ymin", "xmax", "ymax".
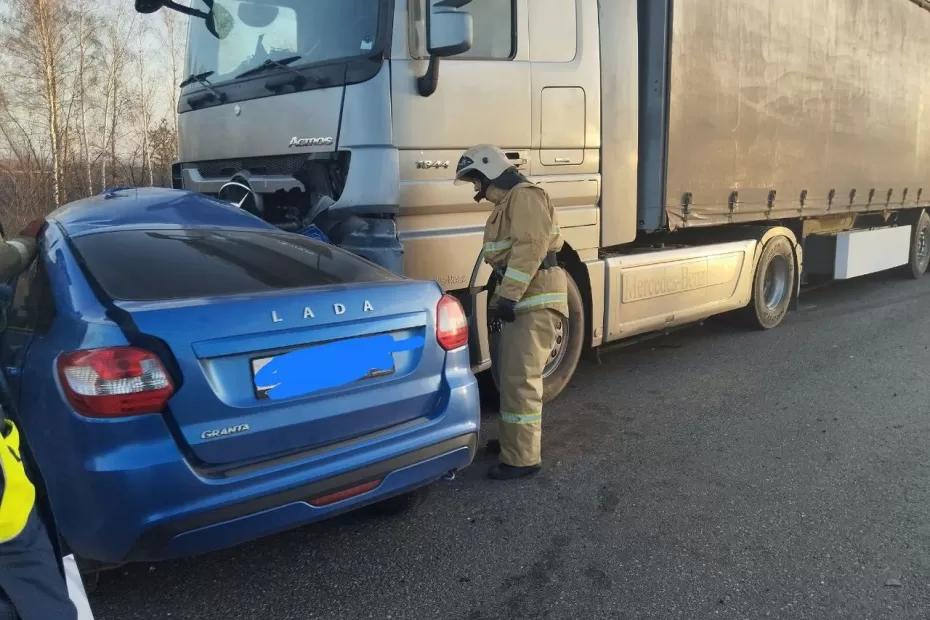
[{"xmin": 0, "ymin": 420, "xmax": 36, "ymax": 543}]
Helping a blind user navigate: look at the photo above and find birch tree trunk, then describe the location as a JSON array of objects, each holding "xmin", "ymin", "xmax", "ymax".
[{"xmin": 33, "ymin": 0, "xmax": 64, "ymax": 205}]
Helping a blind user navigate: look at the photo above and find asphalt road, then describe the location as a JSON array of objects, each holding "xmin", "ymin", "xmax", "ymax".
[{"xmin": 90, "ymin": 271, "xmax": 930, "ymax": 619}]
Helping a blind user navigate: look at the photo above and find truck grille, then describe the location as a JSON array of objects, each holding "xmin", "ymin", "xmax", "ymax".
[{"xmin": 190, "ymin": 155, "xmax": 310, "ymax": 179}]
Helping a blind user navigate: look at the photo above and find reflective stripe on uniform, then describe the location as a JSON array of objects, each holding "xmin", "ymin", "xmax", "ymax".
[
  {"xmin": 501, "ymin": 412, "xmax": 542, "ymax": 425},
  {"xmin": 0, "ymin": 421, "xmax": 36, "ymax": 543},
  {"xmin": 504, "ymin": 267, "xmax": 533, "ymax": 284},
  {"xmin": 484, "ymin": 239, "xmax": 513, "ymax": 252},
  {"xmin": 515, "ymin": 293, "xmax": 568, "ymax": 310}
]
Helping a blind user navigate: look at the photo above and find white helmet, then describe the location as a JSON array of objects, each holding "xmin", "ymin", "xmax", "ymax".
[{"xmin": 454, "ymin": 145, "xmax": 514, "ymax": 185}]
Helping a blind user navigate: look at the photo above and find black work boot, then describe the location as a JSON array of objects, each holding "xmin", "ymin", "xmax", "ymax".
[{"xmin": 488, "ymin": 463, "xmax": 541, "ymax": 480}]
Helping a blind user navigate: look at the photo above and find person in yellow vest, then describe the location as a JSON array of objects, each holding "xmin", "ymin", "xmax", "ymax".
[
  {"xmin": 0, "ymin": 224, "xmax": 77, "ymax": 620},
  {"xmin": 455, "ymin": 146, "xmax": 568, "ymax": 480}
]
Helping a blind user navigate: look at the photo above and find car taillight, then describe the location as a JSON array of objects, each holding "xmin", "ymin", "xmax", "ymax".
[
  {"xmin": 57, "ymin": 347, "xmax": 175, "ymax": 418},
  {"xmin": 437, "ymin": 294, "xmax": 468, "ymax": 351}
]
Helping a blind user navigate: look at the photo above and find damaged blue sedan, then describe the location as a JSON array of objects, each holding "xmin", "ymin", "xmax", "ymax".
[{"xmin": 0, "ymin": 188, "xmax": 479, "ymax": 563}]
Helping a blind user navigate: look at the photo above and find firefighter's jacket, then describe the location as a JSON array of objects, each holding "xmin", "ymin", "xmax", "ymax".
[{"xmin": 482, "ymin": 182, "xmax": 568, "ymax": 316}]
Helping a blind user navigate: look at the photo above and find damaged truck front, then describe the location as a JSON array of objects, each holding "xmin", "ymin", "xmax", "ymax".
[{"xmin": 167, "ymin": 0, "xmax": 404, "ymax": 271}]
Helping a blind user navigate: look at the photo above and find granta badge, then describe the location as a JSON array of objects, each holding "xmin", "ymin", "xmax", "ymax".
[{"xmin": 201, "ymin": 424, "xmax": 250, "ymax": 441}]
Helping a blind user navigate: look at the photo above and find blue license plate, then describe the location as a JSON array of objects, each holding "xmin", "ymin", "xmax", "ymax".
[{"xmin": 251, "ymin": 334, "xmax": 401, "ymax": 401}]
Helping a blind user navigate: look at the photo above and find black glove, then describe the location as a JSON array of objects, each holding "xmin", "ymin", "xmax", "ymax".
[{"xmin": 495, "ymin": 298, "xmax": 517, "ymax": 323}]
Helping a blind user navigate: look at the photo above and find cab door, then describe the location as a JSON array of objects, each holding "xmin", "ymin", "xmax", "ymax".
[
  {"xmin": 528, "ymin": 0, "xmax": 602, "ymax": 261},
  {"xmin": 391, "ymin": 0, "xmax": 531, "ymax": 288}
]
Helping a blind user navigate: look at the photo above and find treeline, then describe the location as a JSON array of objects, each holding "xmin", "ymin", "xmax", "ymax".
[{"xmin": 0, "ymin": 0, "xmax": 185, "ymax": 234}]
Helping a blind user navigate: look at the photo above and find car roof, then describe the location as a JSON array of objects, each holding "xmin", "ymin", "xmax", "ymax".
[{"xmin": 49, "ymin": 187, "xmax": 277, "ymax": 238}]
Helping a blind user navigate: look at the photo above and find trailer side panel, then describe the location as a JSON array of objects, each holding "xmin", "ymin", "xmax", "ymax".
[{"xmin": 663, "ymin": 0, "xmax": 930, "ymax": 229}]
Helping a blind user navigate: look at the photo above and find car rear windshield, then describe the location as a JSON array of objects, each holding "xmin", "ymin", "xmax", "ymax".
[{"xmin": 72, "ymin": 229, "xmax": 399, "ymax": 301}]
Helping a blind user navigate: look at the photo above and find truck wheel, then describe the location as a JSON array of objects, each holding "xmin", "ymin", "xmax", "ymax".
[
  {"xmin": 907, "ymin": 211, "xmax": 930, "ymax": 279},
  {"xmin": 743, "ymin": 236, "xmax": 795, "ymax": 330},
  {"xmin": 490, "ymin": 272, "xmax": 584, "ymax": 403}
]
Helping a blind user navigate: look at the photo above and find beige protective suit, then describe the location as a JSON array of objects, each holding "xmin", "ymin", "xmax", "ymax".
[{"xmin": 483, "ymin": 182, "xmax": 567, "ymax": 467}]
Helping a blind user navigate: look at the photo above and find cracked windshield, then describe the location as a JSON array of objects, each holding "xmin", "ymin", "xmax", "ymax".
[{"xmin": 185, "ymin": 0, "xmax": 381, "ymax": 84}]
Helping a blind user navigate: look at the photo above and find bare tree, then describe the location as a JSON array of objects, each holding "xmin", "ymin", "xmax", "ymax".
[
  {"xmin": 3, "ymin": 0, "xmax": 76, "ymax": 207},
  {"xmin": 134, "ymin": 34, "xmax": 156, "ymax": 187},
  {"xmin": 75, "ymin": 0, "xmax": 98, "ymax": 196},
  {"xmin": 161, "ymin": 8, "xmax": 185, "ymax": 154},
  {"xmin": 149, "ymin": 117, "xmax": 178, "ymax": 186},
  {"xmin": 97, "ymin": 6, "xmax": 136, "ymax": 190},
  {"xmin": 0, "ymin": 0, "xmax": 185, "ymax": 227}
]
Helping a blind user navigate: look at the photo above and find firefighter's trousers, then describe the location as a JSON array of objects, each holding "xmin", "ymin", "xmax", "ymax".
[{"xmin": 497, "ymin": 309, "xmax": 561, "ymax": 467}]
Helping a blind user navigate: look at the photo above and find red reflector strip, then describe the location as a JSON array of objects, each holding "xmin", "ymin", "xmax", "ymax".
[{"xmin": 309, "ymin": 479, "xmax": 382, "ymax": 507}]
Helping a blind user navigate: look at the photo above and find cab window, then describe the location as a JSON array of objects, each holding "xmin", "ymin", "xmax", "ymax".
[
  {"xmin": 457, "ymin": 0, "xmax": 516, "ymax": 59},
  {"xmin": 414, "ymin": 0, "xmax": 516, "ymax": 60}
]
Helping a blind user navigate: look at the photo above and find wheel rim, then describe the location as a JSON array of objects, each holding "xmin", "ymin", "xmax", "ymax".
[
  {"xmin": 762, "ymin": 255, "xmax": 790, "ymax": 310},
  {"xmin": 917, "ymin": 226, "xmax": 930, "ymax": 267},
  {"xmin": 543, "ymin": 314, "xmax": 570, "ymax": 379},
  {"xmin": 490, "ymin": 313, "xmax": 571, "ymax": 380}
]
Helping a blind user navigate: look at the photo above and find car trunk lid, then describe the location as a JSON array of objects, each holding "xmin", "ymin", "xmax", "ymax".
[{"xmin": 117, "ymin": 280, "xmax": 443, "ymax": 466}]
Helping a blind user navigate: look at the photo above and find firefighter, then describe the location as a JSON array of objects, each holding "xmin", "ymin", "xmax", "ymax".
[
  {"xmin": 0, "ymin": 224, "xmax": 77, "ymax": 620},
  {"xmin": 455, "ymin": 146, "xmax": 568, "ymax": 480}
]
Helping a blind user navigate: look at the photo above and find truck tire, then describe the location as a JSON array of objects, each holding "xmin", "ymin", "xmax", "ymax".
[
  {"xmin": 742, "ymin": 236, "xmax": 795, "ymax": 330},
  {"xmin": 906, "ymin": 210, "xmax": 930, "ymax": 279},
  {"xmin": 490, "ymin": 271, "xmax": 584, "ymax": 403}
]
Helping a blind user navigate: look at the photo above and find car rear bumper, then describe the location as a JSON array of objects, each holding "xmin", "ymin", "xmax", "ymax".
[
  {"xmin": 128, "ymin": 433, "xmax": 477, "ymax": 562},
  {"xmin": 46, "ymin": 369, "xmax": 480, "ymax": 564}
]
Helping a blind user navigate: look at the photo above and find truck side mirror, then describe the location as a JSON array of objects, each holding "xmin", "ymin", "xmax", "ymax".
[
  {"xmin": 428, "ymin": 6, "xmax": 474, "ymax": 57},
  {"xmin": 418, "ymin": 2, "xmax": 474, "ymax": 97},
  {"xmin": 134, "ymin": 0, "xmax": 234, "ymax": 40},
  {"xmin": 135, "ymin": 0, "xmax": 165, "ymax": 13}
]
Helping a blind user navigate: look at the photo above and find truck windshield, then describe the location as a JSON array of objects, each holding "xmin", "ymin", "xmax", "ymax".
[{"xmin": 185, "ymin": 0, "xmax": 383, "ymax": 87}]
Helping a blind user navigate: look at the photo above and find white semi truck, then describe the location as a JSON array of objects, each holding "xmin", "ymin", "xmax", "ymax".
[{"xmin": 137, "ymin": 0, "xmax": 930, "ymax": 400}]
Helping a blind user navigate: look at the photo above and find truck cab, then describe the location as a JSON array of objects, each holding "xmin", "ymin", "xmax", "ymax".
[{"xmin": 174, "ymin": 0, "xmax": 606, "ymax": 277}]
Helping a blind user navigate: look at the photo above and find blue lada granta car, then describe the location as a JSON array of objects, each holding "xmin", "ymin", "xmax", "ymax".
[{"xmin": 0, "ymin": 188, "xmax": 479, "ymax": 563}]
